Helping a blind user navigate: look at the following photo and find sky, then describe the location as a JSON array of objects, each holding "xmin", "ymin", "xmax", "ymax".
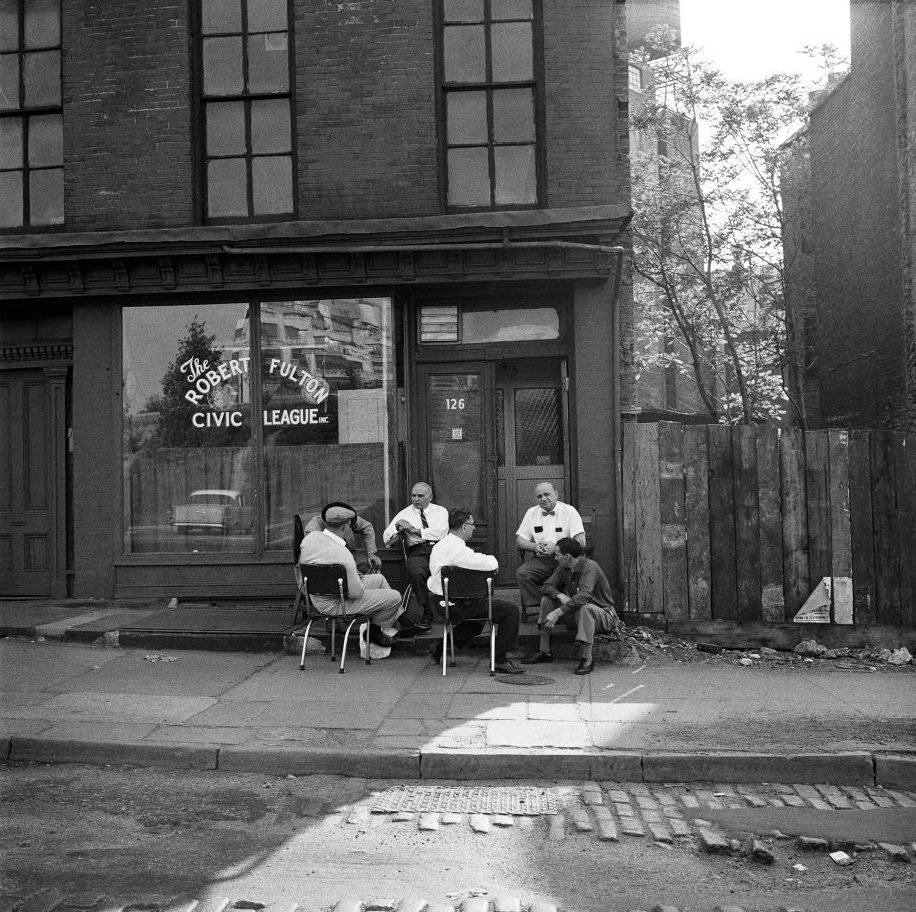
[{"xmin": 679, "ymin": 0, "xmax": 852, "ymax": 82}]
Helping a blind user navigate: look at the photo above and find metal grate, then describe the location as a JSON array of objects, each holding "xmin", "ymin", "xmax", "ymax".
[
  {"xmin": 373, "ymin": 786, "xmax": 557, "ymax": 815},
  {"xmin": 495, "ymin": 673, "xmax": 555, "ymax": 685}
]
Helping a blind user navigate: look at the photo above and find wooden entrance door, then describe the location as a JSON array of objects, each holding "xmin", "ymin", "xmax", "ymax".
[
  {"xmin": 416, "ymin": 362, "xmax": 498, "ymax": 559},
  {"xmin": 0, "ymin": 368, "xmax": 67, "ymax": 596},
  {"xmin": 495, "ymin": 359, "xmax": 568, "ymax": 583}
]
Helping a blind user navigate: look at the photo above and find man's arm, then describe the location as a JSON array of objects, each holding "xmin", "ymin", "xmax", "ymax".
[
  {"xmin": 303, "ymin": 514, "xmax": 323, "ymax": 533},
  {"xmin": 573, "ymin": 532, "xmax": 587, "ymax": 548},
  {"xmin": 455, "ymin": 542, "xmax": 498, "ymax": 572},
  {"xmin": 558, "ymin": 562, "xmax": 601, "ymax": 614},
  {"xmin": 540, "ymin": 566, "xmax": 564, "ymax": 601},
  {"xmin": 354, "ymin": 516, "xmax": 381, "ymax": 568},
  {"xmin": 382, "ymin": 509, "xmax": 407, "ymax": 546}
]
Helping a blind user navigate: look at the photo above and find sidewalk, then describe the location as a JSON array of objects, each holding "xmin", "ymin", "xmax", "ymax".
[{"xmin": 1, "ymin": 600, "xmax": 914, "ymax": 788}]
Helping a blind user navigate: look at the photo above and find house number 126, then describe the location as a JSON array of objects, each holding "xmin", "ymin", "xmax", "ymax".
[{"xmin": 446, "ymin": 398, "xmax": 466, "ymax": 409}]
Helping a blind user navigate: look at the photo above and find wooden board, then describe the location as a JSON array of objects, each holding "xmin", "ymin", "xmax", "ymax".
[
  {"xmin": 805, "ymin": 430, "xmax": 831, "ymax": 593},
  {"xmin": 707, "ymin": 424, "xmax": 737, "ymax": 620},
  {"xmin": 658, "ymin": 422, "xmax": 688, "ymax": 621},
  {"xmin": 634, "ymin": 423, "xmax": 663, "ymax": 614},
  {"xmin": 669, "ymin": 620, "xmax": 916, "ymax": 650},
  {"xmin": 871, "ymin": 430, "xmax": 901, "ymax": 624},
  {"xmin": 733, "ymin": 424, "xmax": 762, "ymax": 622},
  {"xmin": 756, "ymin": 425, "xmax": 784, "ymax": 622},
  {"xmin": 779, "ymin": 428, "xmax": 808, "ymax": 618},
  {"xmin": 894, "ymin": 432, "xmax": 916, "ymax": 626},
  {"xmin": 683, "ymin": 424, "xmax": 711, "ymax": 620},
  {"xmin": 827, "ymin": 430, "xmax": 852, "ymax": 622},
  {"xmin": 848, "ymin": 429, "xmax": 876, "ymax": 625},
  {"xmin": 621, "ymin": 420, "xmax": 638, "ymax": 613}
]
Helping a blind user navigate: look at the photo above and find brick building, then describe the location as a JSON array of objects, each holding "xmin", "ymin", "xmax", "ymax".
[
  {"xmin": 781, "ymin": 0, "xmax": 916, "ymax": 431},
  {"xmin": 0, "ymin": 1, "xmax": 632, "ymax": 601}
]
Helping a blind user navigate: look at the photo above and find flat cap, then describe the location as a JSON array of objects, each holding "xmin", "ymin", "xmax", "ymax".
[{"xmin": 323, "ymin": 505, "xmax": 356, "ymax": 524}]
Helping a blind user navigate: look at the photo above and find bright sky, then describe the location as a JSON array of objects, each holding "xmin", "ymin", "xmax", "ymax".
[{"xmin": 679, "ymin": 0, "xmax": 852, "ymax": 82}]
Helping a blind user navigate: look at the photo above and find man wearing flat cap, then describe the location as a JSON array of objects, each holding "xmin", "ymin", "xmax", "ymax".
[
  {"xmin": 299, "ymin": 503, "xmax": 403, "ymax": 647},
  {"xmin": 303, "ymin": 501, "xmax": 381, "ymax": 574}
]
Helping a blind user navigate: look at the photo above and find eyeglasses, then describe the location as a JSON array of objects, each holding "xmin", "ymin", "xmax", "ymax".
[{"xmin": 464, "ymin": 520, "xmax": 476, "ymax": 528}]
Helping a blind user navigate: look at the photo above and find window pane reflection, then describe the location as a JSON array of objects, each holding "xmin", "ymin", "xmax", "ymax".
[
  {"xmin": 446, "ymin": 91, "xmax": 487, "ymax": 145},
  {"xmin": 490, "ymin": 22, "xmax": 532, "ymax": 81},
  {"xmin": 494, "ymin": 144, "xmax": 536, "ymax": 204},
  {"xmin": 448, "ymin": 146, "xmax": 490, "ymax": 206},
  {"xmin": 444, "ymin": 25, "xmax": 485, "ymax": 82},
  {"xmin": 251, "ymin": 154, "xmax": 292, "ymax": 214}
]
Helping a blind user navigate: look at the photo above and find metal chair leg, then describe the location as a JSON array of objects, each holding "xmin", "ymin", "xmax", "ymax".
[
  {"xmin": 490, "ymin": 622, "xmax": 497, "ymax": 676},
  {"xmin": 340, "ymin": 617, "xmax": 362, "ymax": 674},
  {"xmin": 299, "ymin": 619, "xmax": 314, "ymax": 670},
  {"xmin": 329, "ymin": 618, "xmax": 337, "ymax": 660}
]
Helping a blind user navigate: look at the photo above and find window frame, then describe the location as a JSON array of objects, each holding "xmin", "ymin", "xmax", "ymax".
[
  {"xmin": 435, "ymin": 0, "xmax": 547, "ymax": 212},
  {"xmin": 0, "ymin": 0, "xmax": 64, "ymax": 233},
  {"xmin": 192, "ymin": 0, "xmax": 298, "ymax": 224}
]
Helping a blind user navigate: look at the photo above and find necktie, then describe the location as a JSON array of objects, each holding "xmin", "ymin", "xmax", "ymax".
[
  {"xmin": 419, "ymin": 509, "xmax": 429, "ymax": 529},
  {"xmin": 542, "ymin": 511, "xmax": 555, "ymax": 518}
]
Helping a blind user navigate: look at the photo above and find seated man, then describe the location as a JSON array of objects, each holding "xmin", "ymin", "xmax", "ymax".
[
  {"xmin": 427, "ymin": 508, "xmax": 523, "ymax": 675},
  {"xmin": 303, "ymin": 501, "xmax": 381, "ymax": 574},
  {"xmin": 299, "ymin": 504, "xmax": 403, "ymax": 647},
  {"xmin": 382, "ymin": 482, "xmax": 449, "ymax": 633},
  {"xmin": 515, "ymin": 482, "xmax": 587, "ymax": 618},
  {"xmin": 522, "ymin": 537, "xmax": 622, "ymax": 674}
]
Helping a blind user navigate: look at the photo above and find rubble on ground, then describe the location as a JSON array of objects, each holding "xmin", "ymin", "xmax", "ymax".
[{"xmin": 594, "ymin": 625, "xmax": 915, "ymax": 671}]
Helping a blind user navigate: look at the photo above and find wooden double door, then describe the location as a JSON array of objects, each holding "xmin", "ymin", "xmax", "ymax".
[{"xmin": 417, "ymin": 358, "xmax": 569, "ymax": 585}]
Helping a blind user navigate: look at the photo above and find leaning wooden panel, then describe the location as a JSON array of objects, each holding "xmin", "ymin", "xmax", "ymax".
[
  {"xmin": 621, "ymin": 420, "xmax": 638, "ymax": 612},
  {"xmin": 683, "ymin": 424, "xmax": 711, "ymax": 620},
  {"xmin": 779, "ymin": 428, "xmax": 808, "ymax": 618},
  {"xmin": 871, "ymin": 430, "xmax": 901, "ymax": 625},
  {"xmin": 805, "ymin": 430, "xmax": 831, "ymax": 593},
  {"xmin": 848, "ymin": 429, "xmax": 876, "ymax": 625},
  {"xmin": 733, "ymin": 424, "xmax": 762, "ymax": 622},
  {"xmin": 634, "ymin": 423, "xmax": 663, "ymax": 615},
  {"xmin": 756, "ymin": 425, "xmax": 784, "ymax": 623},
  {"xmin": 893, "ymin": 432, "xmax": 916, "ymax": 626},
  {"xmin": 707, "ymin": 424, "xmax": 737, "ymax": 621},
  {"xmin": 827, "ymin": 429, "xmax": 852, "ymax": 623},
  {"xmin": 658, "ymin": 421, "xmax": 688, "ymax": 622}
]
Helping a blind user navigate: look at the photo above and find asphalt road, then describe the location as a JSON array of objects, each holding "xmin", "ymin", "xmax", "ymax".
[{"xmin": 1, "ymin": 764, "xmax": 914, "ymax": 912}]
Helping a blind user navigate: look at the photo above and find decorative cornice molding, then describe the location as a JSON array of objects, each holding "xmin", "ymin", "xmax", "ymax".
[{"xmin": 0, "ymin": 343, "xmax": 73, "ymax": 363}]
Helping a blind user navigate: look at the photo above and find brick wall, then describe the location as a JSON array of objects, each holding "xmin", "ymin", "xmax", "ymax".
[
  {"xmin": 64, "ymin": 2, "xmax": 193, "ymax": 231},
  {"xmin": 809, "ymin": 1, "xmax": 910, "ymax": 429}
]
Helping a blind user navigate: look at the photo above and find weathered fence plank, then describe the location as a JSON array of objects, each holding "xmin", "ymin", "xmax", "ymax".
[
  {"xmin": 848, "ymin": 429, "xmax": 876, "ymax": 625},
  {"xmin": 871, "ymin": 430, "xmax": 901, "ymax": 624},
  {"xmin": 756, "ymin": 425, "xmax": 784, "ymax": 622},
  {"xmin": 622, "ymin": 420, "xmax": 637, "ymax": 613},
  {"xmin": 827, "ymin": 430, "xmax": 852, "ymax": 623},
  {"xmin": 805, "ymin": 431, "xmax": 831, "ymax": 597},
  {"xmin": 658, "ymin": 422, "xmax": 688, "ymax": 621},
  {"xmin": 708, "ymin": 424, "xmax": 737, "ymax": 620},
  {"xmin": 894, "ymin": 433, "xmax": 916, "ymax": 626},
  {"xmin": 683, "ymin": 425, "xmax": 711, "ymax": 620},
  {"xmin": 780, "ymin": 428, "xmax": 809, "ymax": 618},
  {"xmin": 733, "ymin": 425, "xmax": 762, "ymax": 622},
  {"xmin": 634, "ymin": 423, "xmax": 663, "ymax": 614}
]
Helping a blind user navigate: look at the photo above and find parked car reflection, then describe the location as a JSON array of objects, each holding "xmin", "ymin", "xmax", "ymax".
[{"xmin": 170, "ymin": 489, "xmax": 253, "ymax": 535}]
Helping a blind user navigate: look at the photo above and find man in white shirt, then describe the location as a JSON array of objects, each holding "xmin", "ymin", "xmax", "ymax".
[
  {"xmin": 428, "ymin": 508, "xmax": 523, "ymax": 674},
  {"xmin": 382, "ymin": 482, "xmax": 449, "ymax": 633},
  {"xmin": 299, "ymin": 505, "xmax": 403, "ymax": 647},
  {"xmin": 515, "ymin": 482, "xmax": 587, "ymax": 617}
]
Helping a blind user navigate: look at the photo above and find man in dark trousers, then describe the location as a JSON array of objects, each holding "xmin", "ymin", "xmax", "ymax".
[{"xmin": 522, "ymin": 537, "xmax": 622, "ymax": 674}]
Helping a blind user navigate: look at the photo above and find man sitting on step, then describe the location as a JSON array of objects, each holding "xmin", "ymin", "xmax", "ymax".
[{"xmin": 522, "ymin": 537, "xmax": 622, "ymax": 675}]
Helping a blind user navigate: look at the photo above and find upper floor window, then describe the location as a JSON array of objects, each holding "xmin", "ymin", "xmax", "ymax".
[
  {"xmin": 198, "ymin": 0, "xmax": 295, "ymax": 222},
  {"xmin": 628, "ymin": 62, "xmax": 643, "ymax": 91},
  {"xmin": 440, "ymin": 0, "xmax": 541, "ymax": 210},
  {"xmin": 0, "ymin": 0, "xmax": 63, "ymax": 230}
]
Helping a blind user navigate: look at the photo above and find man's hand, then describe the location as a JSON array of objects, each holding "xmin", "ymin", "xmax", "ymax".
[
  {"xmin": 535, "ymin": 541, "xmax": 554, "ymax": 556},
  {"xmin": 367, "ymin": 552, "xmax": 383, "ymax": 571},
  {"xmin": 541, "ymin": 607, "xmax": 564, "ymax": 629},
  {"xmin": 396, "ymin": 520, "xmax": 420, "ymax": 536}
]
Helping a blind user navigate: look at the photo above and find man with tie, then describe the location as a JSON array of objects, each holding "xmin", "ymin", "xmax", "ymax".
[
  {"xmin": 515, "ymin": 482, "xmax": 586, "ymax": 619},
  {"xmin": 382, "ymin": 482, "xmax": 449, "ymax": 633}
]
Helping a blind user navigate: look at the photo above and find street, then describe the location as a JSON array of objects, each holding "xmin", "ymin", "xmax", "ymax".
[{"xmin": 1, "ymin": 765, "xmax": 914, "ymax": 912}]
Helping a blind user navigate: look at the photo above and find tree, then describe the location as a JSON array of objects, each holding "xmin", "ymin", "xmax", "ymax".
[{"xmin": 630, "ymin": 33, "xmax": 843, "ymax": 425}]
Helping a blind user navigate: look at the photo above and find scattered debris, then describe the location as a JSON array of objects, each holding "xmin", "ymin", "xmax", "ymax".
[
  {"xmin": 792, "ymin": 863, "xmax": 808, "ymax": 873},
  {"xmin": 794, "ymin": 639, "xmax": 828, "ymax": 657},
  {"xmin": 879, "ymin": 647, "xmax": 913, "ymax": 665},
  {"xmin": 829, "ymin": 850, "xmax": 854, "ymax": 866},
  {"xmin": 143, "ymin": 653, "xmax": 178, "ymax": 663}
]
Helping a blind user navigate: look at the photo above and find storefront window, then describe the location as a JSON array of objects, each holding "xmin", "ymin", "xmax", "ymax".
[{"xmin": 122, "ymin": 298, "xmax": 395, "ymax": 556}]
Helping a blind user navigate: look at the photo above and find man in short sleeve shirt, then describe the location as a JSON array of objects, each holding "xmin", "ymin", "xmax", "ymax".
[{"xmin": 515, "ymin": 482, "xmax": 586, "ymax": 615}]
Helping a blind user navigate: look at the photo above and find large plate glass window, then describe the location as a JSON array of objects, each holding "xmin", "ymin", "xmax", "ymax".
[
  {"xmin": 0, "ymin": 0, "xmax": 63, "ymax": 230},
  {"xmin": 121, "ymin": 299, "xmax": 396, "ymax": 556},
  {"xmin": 199, "ymin": 0, "xmax": 294, "ymax": 221},
  {"xmin": 441, "ymin": 0, "xmax": 540, "ymax": 209}
]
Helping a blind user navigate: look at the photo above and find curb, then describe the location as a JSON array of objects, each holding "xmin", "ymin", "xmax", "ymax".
[{"xmin": 4, "ymin": 738, "xmax": 914, "ymax": 786}]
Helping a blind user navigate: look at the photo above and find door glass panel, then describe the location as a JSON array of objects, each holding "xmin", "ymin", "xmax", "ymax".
[
  {"xmin": 514, "ymin": 387, "xmax": 562, "ymax": 466},
  {"xmin": 462, "ymin": 306, "xmax": 558, "ymax": 343},
  {"xmin": 427, "ymin": 373, "xmax": 484, "ymax": 519}
]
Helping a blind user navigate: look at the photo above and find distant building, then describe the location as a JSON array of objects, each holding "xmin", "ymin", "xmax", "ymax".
[{"xmin": 781, "ymin": 0, "xmax": 915, "ymax": 430}]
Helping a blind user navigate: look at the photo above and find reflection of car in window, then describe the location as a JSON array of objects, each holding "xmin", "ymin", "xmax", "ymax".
[{"xmin": 171, "ymin": 489, "xmax": 252, "ymax": 535}]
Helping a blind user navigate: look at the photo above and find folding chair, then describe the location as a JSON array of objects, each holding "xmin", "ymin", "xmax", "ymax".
[
  {"xmin": 295, "ymin": 563, "xmax": 372, "ymax": 674},
  {"xmin": 439, "ymin": 566, "xmax": 498, "ymax": 677}
]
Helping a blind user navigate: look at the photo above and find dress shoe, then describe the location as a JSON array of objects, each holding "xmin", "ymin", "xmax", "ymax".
[
  {"xmin": 396, "ymin": 618, "xmax": 423, "ymax": 637},
  {"xmin": 494, "ymin": 660, "xmax": 525, "ymax": 675},
  {"xmin": 574, "ymin": 658, "xmax": 595, "ymax": 675},
  {"xmin": 414, "ymin": 617, "xmax": 432, "ymax": 633},
  {"xmin": 368, "ymin": 625, "xmax": 393, "ymax": 647},
  {"xmin": 521, "ymin": 649, "xmax": 553, "ymax": 664}
]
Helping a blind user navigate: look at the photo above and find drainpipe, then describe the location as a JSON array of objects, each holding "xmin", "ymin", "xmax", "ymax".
[{"xmin": 222, "ymin": 240, "xmax": 625, "ymax": 255}]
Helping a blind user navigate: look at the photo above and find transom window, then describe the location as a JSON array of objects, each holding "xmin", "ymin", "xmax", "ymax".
[
  {"xmin": 0, "ymin": 0, "xmax": 63, "ymax": 230},
  {"xmin": 441, "ymin": 0, "xmax": 541, "ymax": 210},
  {"xmin": 198, "ymin": 0, "xmax": 295, "ymax": 221}
]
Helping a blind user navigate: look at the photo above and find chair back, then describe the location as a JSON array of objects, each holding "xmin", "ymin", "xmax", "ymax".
[
  {"xmin": 300, "ymin": 563, "xmax": 350, "ymax": 598},
  {"xmin": 440, "ymin": 565, "xmax": 494, "ymax": 598},
  {"xmin": 293, "ymin": 514, "xmax": 305, "ymax": 564}
]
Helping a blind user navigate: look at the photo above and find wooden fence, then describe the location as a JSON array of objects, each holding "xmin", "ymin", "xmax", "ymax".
[{"xmin": 621, "ymin": 422, "xmax": 916, "ymax": 626}]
